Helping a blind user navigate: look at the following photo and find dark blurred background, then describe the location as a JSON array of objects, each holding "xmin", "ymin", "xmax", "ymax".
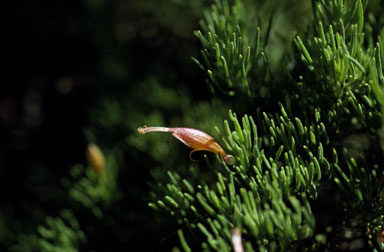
[{"xmin": 2, "ymin": 0, "xmax": 211, "ymax": 251}]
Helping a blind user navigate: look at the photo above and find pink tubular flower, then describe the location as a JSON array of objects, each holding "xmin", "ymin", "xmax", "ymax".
[{"xmin": 137, "ymin": 126, "xmax": 235, "ymax": 165}]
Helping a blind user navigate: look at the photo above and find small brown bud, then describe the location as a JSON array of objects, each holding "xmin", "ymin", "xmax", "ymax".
[{"xmin": 86, "ymin": 143, "xmax": 106, "ymax": 175}]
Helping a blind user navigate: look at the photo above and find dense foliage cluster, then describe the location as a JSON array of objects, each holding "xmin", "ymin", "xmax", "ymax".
[{"xmin": 148, "ymin": 0, "xmax": 384, "ymax": 251}]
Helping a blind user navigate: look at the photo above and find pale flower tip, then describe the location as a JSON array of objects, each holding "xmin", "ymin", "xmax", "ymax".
[
  {"xmin": 231, "ymin": 227, "xmax": 244, "ymax": 252},
  {"xmin": 224, "ymin": 155, "xmax": 235, "ymax": 165},
  {"xmin": 137, "ymin": 126, "xmax": 146, "ymax": 134}
]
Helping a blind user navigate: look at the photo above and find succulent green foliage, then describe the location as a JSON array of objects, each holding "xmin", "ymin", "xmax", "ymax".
[
  {"xmin": 332, "ymin": 148, "xmax": 384, "ymax": 211},
  {"xmin": 293, "ymin": 0, "xmax": 381, "ymax": 137},
  {"xmin": 151, "ymin": 172, "xmax": 316, "ymax": 252},
  {"xmin": 146, "ymin": 0, "xmax": 384, "ymax": 251},
  {"xmin": 364, "ymin": 27, "xmax": 384, "ymax": 252},
  {"xmin": 371, "ymin": 30, "xmax": 384, "ymax": 100},
  {"xmin": 192, "ymin": 0, "xmax": 268, "ymax": 97},
  {"xmin": 65, "ymin": 151, "xmax": 121, "ymax": 218},
  {"xmin": 149, "ymin": 105, "xmax": 335, "ymax": 251},
  {"xmin": 217, "ymin": 106, "xmax": 332, "ymax": 199},
  {"xmin": 367, "ymin": 212, "xmax": 384, "ymax": 251},
  {"xmin": 313, "ymin": 0, "xmax": 368, "ymax": 30},
  {"xmin": 370, "ymin": 29, "xmax": 384, "ymax": 149},
  {"xmin": 12, "ymin": 210, "xmax": 86, "ymax": 252},
  {"xmin": 288, "ymin": 0, "xmax": 384, "ymax": 250}
]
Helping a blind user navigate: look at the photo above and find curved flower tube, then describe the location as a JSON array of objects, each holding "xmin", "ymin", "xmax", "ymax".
[{"xmin": 137, "ymin": 125, "xmax": 235, "ymax": 165}]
